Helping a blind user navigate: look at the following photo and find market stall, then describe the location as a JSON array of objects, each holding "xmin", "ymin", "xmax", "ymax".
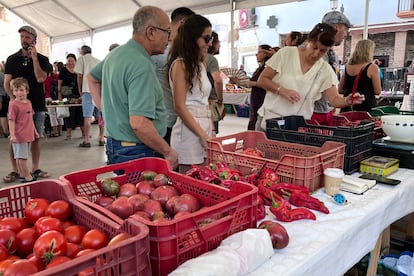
[
  {"xmin": 247, "ymin": 168, "xmax": 414, "ymax": 275},
  {"xmin": 222, "ymin": 91, "xmax": 251, "ymax": 105}
]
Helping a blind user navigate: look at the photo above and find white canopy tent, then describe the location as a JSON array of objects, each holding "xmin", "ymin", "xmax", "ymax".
[
  {"xmin": 0, "ymin": 0, "xmax": 373, "ymax": 66},
  {"xmin": 0, "ymin": 0, "xmax": 305, "ymax": 40}
]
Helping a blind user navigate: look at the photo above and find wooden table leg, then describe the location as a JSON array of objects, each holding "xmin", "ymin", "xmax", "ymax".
[
  {"xmin": 406, "ymin": 213, "xmax": 414, "ymax": 238},
  {"xmin": 366, "ymin": 226, "xmax": 390, "ymax": 276}
]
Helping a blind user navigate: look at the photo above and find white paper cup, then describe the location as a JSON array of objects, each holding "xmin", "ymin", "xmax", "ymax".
[{"xmin": 324, "ymin": 168, "xmax": 345, "ymax": 196}]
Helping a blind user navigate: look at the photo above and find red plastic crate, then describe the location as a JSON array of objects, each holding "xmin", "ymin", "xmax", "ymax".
[
  {"xmin": 0, "ymin": 180, "xmax": 151, "ymax": 276},
  {"xmin": 206, "ymin": 131, "xmax": 345, "ymax": 192},
  {"xmin": 334, "ymin": 111, "xmax": 385, "ymax": 140},
  {"xmin": 60, "ymin": 158, "xmax": 258, "ymax": 276}
]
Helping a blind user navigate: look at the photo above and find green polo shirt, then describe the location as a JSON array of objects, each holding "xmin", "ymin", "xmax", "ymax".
[{"xmin": 90, "ymin": 39, "xmax": 166, "ymax": 143}]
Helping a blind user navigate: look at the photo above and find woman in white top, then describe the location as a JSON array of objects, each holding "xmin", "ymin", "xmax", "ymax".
[
  {"xmin": 256, "ymin": 23, "xmax": 365, "ymax": 131},
  {"xmin": 167, "ymin": 14, "xmax": 213, "ymax": 173}
]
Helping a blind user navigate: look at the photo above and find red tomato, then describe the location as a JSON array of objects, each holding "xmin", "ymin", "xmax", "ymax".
[
  {"xmin": 24, "ymin": 198, "xmax": 49, "ymax": 225},
  {"xmin": 16, "ymin": 228, "xmax": 37, "ymax": 258},
  {"xmin": 6, "ymin": 255, "xmax": 19, "ymax": 261},
  {"xmin": 107, "ymin": 233, "xmax": 132, "ymax": 247},
  {"xmin": 27, "ymin": 255, "xmax": 46, "ymax": 271},
  {"xmin": 0, "ymin": 260, "xmax": 15, "ymax": 275},
  {"xmin": 66, "ymin": 242, "xmax": 81, "ymax": 259},
  {"xmin": 0, "ymin": 229, "xmax": 19, "ymax": 254},
  {"xmin": 3, "ymin": 259, "xmax": 38, "ymax": 275},
  {"xmin": 0, "ymin": 244, "xmax": 8, "ymax": 262},
  {"xmin": 0, "ymin": 217, "xmax": 24, "ymax": 233},
  {"xmin": 81, "ymin": 229, "xmax": 108, "ymax": 250},
  {"xmin": 35, "ymin": 217, "xmax": 62, "ymax": 236},
  {"xmin": 19, "ymin": 218, "xmax": 31, "ymax": 230},
  {"xmin": 33, "ymin": 230, "xmax": 67, "ymax": 265},
  {"xmin": 258, "ymin": 220, "xmax": 289, "ymax": 249},
  {"xmin": 63, "ymin": 225, "xmax": 87, "ymax": 244},
  {"xmin": 61, "ymin": 220, "xmax": 76, "ymax": 230},
  {"xmin": 46, "ymin": 255, "xmax": 71, "ymax": 268},
  {"xmin": 76, "ymin": 250, "xmax": 101, "ymax": 276},
  {"xmin": 45, "ymin": 200, "xmax": 71, "ymax": 221},
  {"xmin": 75, "ymin": 248, "xmax": 94, "ymax": 258}
]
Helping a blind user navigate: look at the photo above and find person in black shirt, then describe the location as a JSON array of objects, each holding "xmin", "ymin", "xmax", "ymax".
[{"xmin": 3, "ymin": 25, "xmax": 50, "ymax": 183}]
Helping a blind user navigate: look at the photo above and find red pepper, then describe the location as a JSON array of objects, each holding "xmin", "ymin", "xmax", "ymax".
[
  {"xmin": 260, "ymin": 168, "xmax": 279, "ymax": 183},
  {"xmin": 241, "ymin": 172, "xmax": 258, "ymax": 185},
  {"xmin": 257, "ymin": 204, "xmax": 266, "ymax": 220},
  {"xmin": 258, "ymin": 183, "xmax": 292, "ymax": 209},
  {"xmin": 267, "ymin": 182, "xmax": 310, "ymax": 195},
  {"xmin": 221, "ymin": 179, "xmax": 235, "ymax": 188},
  {"xmin": 287, "ymin": 207, "xmax": 316, "ymax": 221},
  {"xmin": 241, "ymin": 147, "xmax": 264, "ymax": 157},
  {"xmin": 217, "ymin": 167, "xmax": 241, "ymax": 181},
  {"xmin": 269, "ymin": 192, "xmax": 293, "ymax": 222},
  {"xmin": 288, "ymin": 190, "xmax": 329, "ymax": 214},
  {"xmin": 185, "ymin": 165, "xmax": 221, "ymax": 184},
  {"xmin": 260, "ymin": 183, "xmax": 317, "ymax": 222}
]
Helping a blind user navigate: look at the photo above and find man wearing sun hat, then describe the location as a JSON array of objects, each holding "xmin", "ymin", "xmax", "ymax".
[
  {"xmin": 3, "ymin": 25, "xmax": 50, "ymax": 183},
  {"xmin": 312, "ymin": 11, "xmax": 352, "ymax": 125}
]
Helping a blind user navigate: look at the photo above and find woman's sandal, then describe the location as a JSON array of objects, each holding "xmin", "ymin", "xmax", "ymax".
[
  {"xmin": 32, "ymin": 169, "xmax": 50, "ymax": 179},
  {"xmin": 3, "ymin": 172, "xmax": 19, "ymax": 183}
]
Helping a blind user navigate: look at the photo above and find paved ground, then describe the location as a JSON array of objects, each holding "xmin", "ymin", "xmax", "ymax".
[{"xmin": 0, "ymin": 114, "xmax": 249, "ymax": 189}]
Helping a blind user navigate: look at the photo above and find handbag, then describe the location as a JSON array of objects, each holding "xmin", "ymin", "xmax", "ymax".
[
  {"xmin": 61, "ymin": 86, "xmax": 73, "ymax": 97},
  {"xmin": 56, "ymin": 107, "xmax": 70, "ymax": 118},
  {"xmin": 210, "ymin": 101, "xmax": 226, "ymax": 122}
]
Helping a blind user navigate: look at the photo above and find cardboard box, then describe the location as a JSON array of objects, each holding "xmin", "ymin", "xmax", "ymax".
[{"xmin": 360, "ymin": 156, "xmax": 399, "ymax": 176}]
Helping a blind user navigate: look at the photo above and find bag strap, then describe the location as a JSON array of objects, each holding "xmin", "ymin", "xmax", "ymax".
[
  {"xmin": 350, "ymin": 66, "xmax": 365, "ymax": 104},
  {"xmin": 295, "ymin": 63, "xmax": 324, "ymax": 115}
]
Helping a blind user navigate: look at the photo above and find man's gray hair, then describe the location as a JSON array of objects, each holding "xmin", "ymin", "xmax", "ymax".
[{"xmin": 132, "ymin": 6, "xmax": 160, "ymax": 35}]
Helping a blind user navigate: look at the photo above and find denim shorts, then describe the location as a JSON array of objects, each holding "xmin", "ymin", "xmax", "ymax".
[
  {"xmin": 106, "ymin": 137, "xmax": 163, "ymax": 165},
  {"xmin": 12, "ymin": 142, "xmax": 30, "ymax": 159},
  {"xmin": 82, "ymin": 93, "xmax": 94, "ymax": 117},
  {"xmin": 34, "ymin": 111, "xmax": 46, "ymax": 138}
]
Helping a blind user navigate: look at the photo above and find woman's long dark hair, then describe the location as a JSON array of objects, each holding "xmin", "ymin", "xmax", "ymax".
[{"xmin": 167, "ymin": 14, "xmax": 212, "ymax": 92}]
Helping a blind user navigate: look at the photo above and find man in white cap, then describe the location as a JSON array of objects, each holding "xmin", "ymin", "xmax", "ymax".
[
  {"xmin": 3, "ymin": 25, "xmax": 50, "ymax": 183},
  {"xmin": 312, "ymin": 11, "xmax": 352, "ymax": 125}
]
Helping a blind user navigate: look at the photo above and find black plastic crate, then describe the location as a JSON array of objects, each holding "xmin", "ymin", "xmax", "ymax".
[{"xmin": 266, "ymin": 116, "xmax": 374, "ymax": 173}]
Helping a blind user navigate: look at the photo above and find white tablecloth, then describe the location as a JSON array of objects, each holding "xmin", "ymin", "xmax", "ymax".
[
  {"xmin": 248, "ymin": 168, "xmax": 414, "ymax": 276},
  {"xmin": 223, "ymin": 93, "xmax": 251, "ymax": 105}
]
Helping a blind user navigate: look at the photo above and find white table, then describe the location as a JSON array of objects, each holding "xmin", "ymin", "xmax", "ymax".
[
  {"xmin": 46, "ymin": 104, "xmax": 82, "ymax": 108},
  {"xmin": 248, "ymin": 168, "xmax": 414, "ymax": 276},
  {"xmin": 223, "ymin": 93, "xmax": 251, "ymax": 105}
]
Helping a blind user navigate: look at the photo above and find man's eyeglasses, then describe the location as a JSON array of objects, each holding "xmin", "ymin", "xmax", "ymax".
[
  {"xmin": 201, "ymin": 35, "xmax": 214, "ymax": 44},
  {"xmin": 151, "ymin": 26, "xmax": 171, "ymax": 39}
]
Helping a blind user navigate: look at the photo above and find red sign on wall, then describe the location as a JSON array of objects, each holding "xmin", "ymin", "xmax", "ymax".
[{"xmin": 239, "ymin": 9, "xmax": 249, "ymax": 28}]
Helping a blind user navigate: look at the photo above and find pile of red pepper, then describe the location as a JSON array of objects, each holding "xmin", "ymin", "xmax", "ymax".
[
  {"xmin": 185, "ymin": 162, "xmax": 329, "ymax": 223},
  {"xmin": 185, "ymin": 162, "xmax": 243, "ymax": 188},
  {"xmin": 258, "ymin": 182, "xmax": 329, "ymax": 222}
]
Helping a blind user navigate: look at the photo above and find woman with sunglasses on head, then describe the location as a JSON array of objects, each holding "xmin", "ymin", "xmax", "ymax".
[
  {"xmin": 167, "ymin": 14, "xmax": 213, "ymax": 173},
  {"xmin": 247, "ymin": 44, "xmax": 276, "ymax": 130},
  {"xmin": 256, "ymin": 23, "xmax": 365, "ymax": 131}
]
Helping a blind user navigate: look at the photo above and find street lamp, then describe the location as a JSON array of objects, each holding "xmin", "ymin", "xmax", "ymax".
[{"xmin": 330, "ymin": 0, "xmax": 338, "ymax": 10}]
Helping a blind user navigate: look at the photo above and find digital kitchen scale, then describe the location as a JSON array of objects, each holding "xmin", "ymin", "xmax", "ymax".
[{"xmin": 372, "ymin": 137, "xmax": 414, "ymax": 169}]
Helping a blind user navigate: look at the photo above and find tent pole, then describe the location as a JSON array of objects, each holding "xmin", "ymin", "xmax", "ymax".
[
  {"xmin": 230, "ymin": 0, "xmax": 237, "ymax": 68},
  {"xmin": 363, "ymin": 0, "xmax": 370, "ymax": 39}
]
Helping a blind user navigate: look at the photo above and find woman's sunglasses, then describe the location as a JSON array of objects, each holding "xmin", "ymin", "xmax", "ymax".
[{"xmin": 202, "ymin": 35, "xmax": 214, "ymax": 44}]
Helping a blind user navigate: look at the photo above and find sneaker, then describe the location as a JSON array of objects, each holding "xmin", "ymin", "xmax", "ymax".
[
  {"xmin": 99, "ymin": 140, "xmax": 105, "ymax": 146},
  {"xmin": 79, "ymin": 141, "xmax": 91, "ymax": 148}
]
